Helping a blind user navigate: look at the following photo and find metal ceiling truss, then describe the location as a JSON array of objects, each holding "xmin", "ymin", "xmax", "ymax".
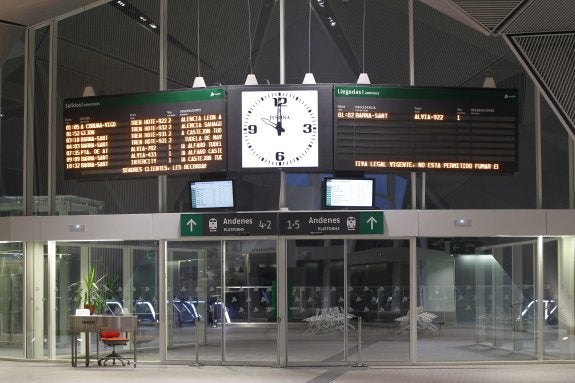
[
  {"xmin": 424, "ymin": 0, "xmax": 575, "ymax": 138},
  {"xmin": 505, "ymin": 32, "xmax": 575, "ymax": 140},
  {"xmin": 448, "ymin": 0, "xmax": 527, "ymax": 33}
]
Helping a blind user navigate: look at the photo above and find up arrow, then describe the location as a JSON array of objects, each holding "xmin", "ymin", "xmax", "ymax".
[
  {"xmin": 366, "ymin": 216, "xmax": 378, "ymax": 230},
  {"xmin": 187, "ymin": 218, "xmax": 197, "ymax": 231}
]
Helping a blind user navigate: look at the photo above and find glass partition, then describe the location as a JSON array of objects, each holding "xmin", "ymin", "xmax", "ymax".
[
  {"xmin": 55, "ymin": 241, "xmax": 160, "ymax": 362},
  {"xmin": 166, "ymin": 241, "xmax": 222, "ymax": 363},
  {"xmin": 0, "ymin": 242, "xmax": 24, "ymax": 357},
  {"xmin": 224, "ymin": 240, "xmax": 277, "ymax": 364},
  {"xmin": 417, "ymin": 238, "xmax": 537, "ymax": 362},
  {"xmin": 0, "ymin": 25, "xmax": 25, "ymax": 216},
  {"xmin": 544, "ymin": 237, "xmax": 575, "ymax": 360},
  {"xmin": 347, "ymin": 239, "xmax": 410, "ymax": 363},
  {"xmin": 287, "ymin": 239, "xmax": 345, "ymax": 364}
]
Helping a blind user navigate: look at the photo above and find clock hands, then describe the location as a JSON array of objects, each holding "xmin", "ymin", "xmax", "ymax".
[
  {"xmin": 261, "ymin": 118, "xmax": 285, "ymax": 135},
  {"xmin": 261, "ymin": 104, "xmax": 285, "ymax": 136},
  {"xmin": 275, "ymin": 102, "xmax": 284, "ymax": 136}
]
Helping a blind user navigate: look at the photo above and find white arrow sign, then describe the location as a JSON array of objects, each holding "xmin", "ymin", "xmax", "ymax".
[
  {"xmin": 186, "ymin": 218, "xmax": 197, "ymax": 232},
  {"xmin": 366, "ymin": 216, "xmax": 378, "ymax": 230}
]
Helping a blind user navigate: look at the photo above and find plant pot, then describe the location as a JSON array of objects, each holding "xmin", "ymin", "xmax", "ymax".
[{"xmin": 85, "ymin": 304, "xmax": 96, "ymax": 315}]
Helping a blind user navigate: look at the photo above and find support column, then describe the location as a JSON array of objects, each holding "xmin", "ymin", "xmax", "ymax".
[
  {"xmin": 536, "ymin": 237, "xmax": 544, "ymax": 359},
  {"xmin": 535, "ymin": 88, "xmax": 542, "ymax": 208},
  {"xmin": 47, "ymin": 20, "xmax": 58, "ymax": 215},
  {"xmin": 277, "ymin": 237, "xmax": 288, "ymax": 367},
  {"xmin": 25, "ymin": 242, "xmax": 45, "ymax": 359},
  {"xmin": 197, "ymin": 249, "xmax": 208, "ymax": 345},
  {"xmin": 157, "ymin": 0, "xmax": 168, "ymax": 213},
  {"xmin": 47, "ymin": 241, "xmax": 56, "ymax": 359},
  {"xmin": 475, "ymin": 254, "xmax": 488, "ymax": 344},
  {"xmin": 558, "ymin": 237, "xmax": 575, "ymax": 357},
  {"xmin": 492, "ymin": 249, "xmax": 505, "ymax": 347},
  {"xmin": 122, "ymin": 248, "xmax": 134, "ymax": 311},
  {"xmin": 159, "ymin": 239, "xmax": 167, "ymax": 363},
  {"xmin": 23, "ymin": 29, "xmax": 35, "ymax": 215},
  {"xmin": 512, "ymin": 245, "xmax": 524, "ymax": 351},
  {"xmin": 409, "ymin": 237, "xmax": 417, "ymax": 364}
]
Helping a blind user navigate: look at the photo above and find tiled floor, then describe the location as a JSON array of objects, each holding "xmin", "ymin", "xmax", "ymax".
[{"xmin": 1, "ymin": 361, "xmax": 575, "ymax": 383}]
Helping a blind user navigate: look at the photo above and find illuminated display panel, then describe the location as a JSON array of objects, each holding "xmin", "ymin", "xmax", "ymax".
[
  {"xmin": 322, "ymin": 177, "xmax": 375, "ymax": 209},
  {"xmin": 63, "ymin": 87, "xmax": 226, "ymax": 179},
  {"xmin": 189, "ymin": 179, "xmax": 235, "ymax": 210},
  {"xmin": 334, "ymin": 85, "xmax": 519, "ymax": 173}
]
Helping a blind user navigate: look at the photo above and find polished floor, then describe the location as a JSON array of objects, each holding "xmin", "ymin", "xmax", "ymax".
[{"xmin": 1, "ymin": 360, "xmax": 575, "ymax": 383}]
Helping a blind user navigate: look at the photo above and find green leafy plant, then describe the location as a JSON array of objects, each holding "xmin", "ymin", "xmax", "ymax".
[{"xmin": 74, "ymin": 266, "xmax": 107, "ymax": 314}]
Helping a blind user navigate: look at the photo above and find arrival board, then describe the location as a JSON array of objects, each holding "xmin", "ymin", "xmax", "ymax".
[{"xmin": 334, "ymin": 85, "xmax": 519, "ymax": 173}]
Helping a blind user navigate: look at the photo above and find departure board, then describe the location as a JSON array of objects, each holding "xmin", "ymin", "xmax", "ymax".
[
  {"xmin": 334, "ymin": 85, "xmax": 519, "ymax": 173},
  {"xmin": 63, "ymin": 88, "xmax": 226, "ymax": 179}
]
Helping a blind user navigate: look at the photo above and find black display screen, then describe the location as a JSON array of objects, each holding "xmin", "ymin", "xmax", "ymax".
[
  {"xmin": 334, "ymin": 85, "xmax": 519, "ymax": 173},
  {"xmin": 63, "ymin": 87, "xmax": 226, "ymax": 179}
]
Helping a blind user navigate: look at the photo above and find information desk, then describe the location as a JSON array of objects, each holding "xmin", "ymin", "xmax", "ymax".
[{"xmin": 69, "ymin": 315, "xmax": 138, "ymax": 367}]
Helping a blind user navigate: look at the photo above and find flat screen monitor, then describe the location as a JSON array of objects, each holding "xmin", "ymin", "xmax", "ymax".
[
  {"xmin": 322, "ymin": 177, "xmax": 375, "ymax": 209},
  {"xmin": 189, "ymin": 179, "xmax": 235, "ymax": 210}
]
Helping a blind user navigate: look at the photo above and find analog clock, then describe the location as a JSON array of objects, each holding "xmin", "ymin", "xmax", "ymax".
[{"xmin": 241, "ymin": 90, "xmax": 319, "ymax": 168}]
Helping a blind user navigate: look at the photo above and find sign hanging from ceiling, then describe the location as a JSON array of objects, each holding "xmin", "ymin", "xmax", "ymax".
[
  {"xmin": 63, "ymin": 87, "xmax": 226, "ymax": 179},
  {"xmin": 333, "ymin": 85, "xmax": 519, "ymax": 174}
]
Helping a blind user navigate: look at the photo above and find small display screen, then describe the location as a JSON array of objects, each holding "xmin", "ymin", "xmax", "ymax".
[
  {"xmin": 322, "ymin": 177, "xmax": 375, "ymax": 209},
  {"xmin": 189, "ymin": 179, "xmax": 235, "ymax": 210}
]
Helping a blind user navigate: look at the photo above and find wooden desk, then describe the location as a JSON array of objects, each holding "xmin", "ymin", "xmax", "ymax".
[{"xmin": 69, "ymin": 315, "xmax": 138, "ymax": 367}]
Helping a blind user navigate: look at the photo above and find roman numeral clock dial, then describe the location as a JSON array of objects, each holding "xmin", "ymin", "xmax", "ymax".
[{"xmin": 241, "ymin": 90, "xmax": 319, "ymax": 168}]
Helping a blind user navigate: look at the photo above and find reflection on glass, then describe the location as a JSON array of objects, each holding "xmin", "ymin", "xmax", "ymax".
[
  {"xmin": 417, "ymin": 238, "xmax": 537, "ymax": 362},
  {"xmin": 544, "ymin": 238, "xmax": 575, "ymax": 360},
  {"xmin": 166, "ymin": 241, "xmax": 222, "ymax": 362},
  {"xmin": 224, "ymin": 240, "xmax": 277, "ymax": 363},
  {"xmin": 348, "ymin": 240, "xmax": 410, "ymax": 363},
  {"xmin": 287, "ymin": 239, "xmax": 345, "ymax": 363},
  {"xmin": 55, "ymin": 241, "xmax": 159, "ymax": 362},
  {"xmin": 0, "ymin": 242, "xmax": 24, "ymax": 358}
]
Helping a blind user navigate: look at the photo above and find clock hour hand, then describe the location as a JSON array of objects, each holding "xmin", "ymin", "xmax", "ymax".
[{"xmin": 261, "ymin": 118, "xmax": 285, "ymax": 135}]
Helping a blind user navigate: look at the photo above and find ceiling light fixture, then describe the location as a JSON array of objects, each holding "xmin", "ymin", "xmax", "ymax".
[
  {"xmin": 82, "ymin": 86, "xmax": 96, "ymax": 97},
  {"xmin": 192, "ymin": 0, "xmax": 206, "ymax": 88},
  {"xmin": 356, "ymin": 0, "xmax": 371, "ymax": 85},
  {"xmin": 483, "ymin": 76, "xmax": 496, "ymax": 88},
  {"xmin": 244, "ymin": 0, "xmax": 258, "ymax": 85},
  {"xmin": 302, "ymin": 0, "xmax": 316, "ymax": 84}
]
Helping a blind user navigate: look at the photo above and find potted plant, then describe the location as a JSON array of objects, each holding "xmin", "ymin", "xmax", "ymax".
[{"xmin": 74, "ymin": 266, "xmax": 106, "ymax": 315}]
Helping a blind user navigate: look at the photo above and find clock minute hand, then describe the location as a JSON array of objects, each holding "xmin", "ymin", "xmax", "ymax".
[{"xmin": 261, "ymin": 118, "xmax": 285, "ymax": 135}]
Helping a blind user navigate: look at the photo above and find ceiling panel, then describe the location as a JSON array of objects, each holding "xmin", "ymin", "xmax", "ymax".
[
  {"xmin": 499, "ymin": 0, "xmax": 575, "ymax": 34},
  {"xmin": 0, "ymin": 0, "xmax": 105, "ymax": 26}
]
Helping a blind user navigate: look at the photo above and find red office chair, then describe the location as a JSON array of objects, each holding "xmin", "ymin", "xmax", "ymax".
[{"xmin": 98, "ymin": 330, "xmax": 130, "ymax": 366}]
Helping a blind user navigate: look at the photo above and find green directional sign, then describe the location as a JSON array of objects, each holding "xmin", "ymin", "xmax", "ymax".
[
  {"xmin": 180, "ymin": 212, "xmax": 278, "ymax": 237},
  {"xmin": 180, "ymin": 214, "xmax": 203, "ymax": 236},
  {"xmin": 359, "ymin": 211, "xmax": 384, "ymax": 234},
  {"xmin": 278, "ymin": 211, "xmax": 384, "ymax": 236}
]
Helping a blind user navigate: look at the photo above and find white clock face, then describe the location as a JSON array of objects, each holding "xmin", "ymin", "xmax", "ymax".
[{"xmin": 241, "ymin": 90, "xmax": 319, "ymax": 168}]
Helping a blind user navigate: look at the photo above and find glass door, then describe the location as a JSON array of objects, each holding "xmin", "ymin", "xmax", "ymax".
[
  {"xmin": 347, "ymin": 239, "xmax": 411, "ymax": 363},
  {"xmin": 286, "ymin": 239, "xmax": 345, "ymax": 364},
  {"xmin": 223, "ymin": 240, "xmax": 277, "ymax": 364},
  {"xmin": 166, "ymin": 241, "xmax": 222, "ymax": 363}
]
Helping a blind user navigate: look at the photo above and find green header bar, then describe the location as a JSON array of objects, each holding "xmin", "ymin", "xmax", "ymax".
[
  {"xmin": 334, "ymin": 85, "xmax": 517, "ymax": 102},
  {"xmin": 65, "ymin": 87, "xmax": 225, "ymax": 109}
]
